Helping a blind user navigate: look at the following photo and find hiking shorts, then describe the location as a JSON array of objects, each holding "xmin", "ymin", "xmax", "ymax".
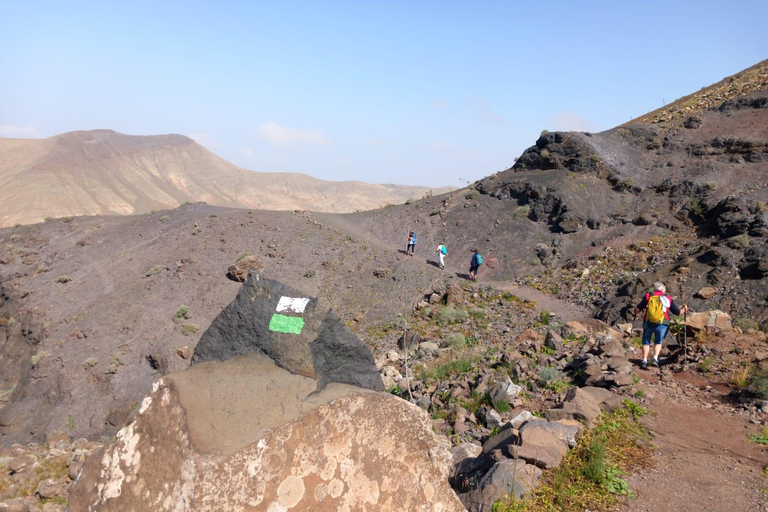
[
  {"xmin": 642, "ymin": 322, "xmax": 668, "ymax": 345},
  {"xmin": 469, "ymin": 263, "xmax": 479, "ymax": 273}
]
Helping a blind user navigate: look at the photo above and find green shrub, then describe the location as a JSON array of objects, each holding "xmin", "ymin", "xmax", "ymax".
[
  {"xmin": 106, "ymin": 352, "xmax": 125, "ymax": 374},
  {"xmin": 748, "ymin": 366, "xmax": 768, "ymax": 399},
  {"xmin": 159, "ymin": 215, "xmax": 170, "ymax": 223},
  {"xmin": 83, "ymin": 357, "xmax": 98, "ymax": 369},
  {"xmin": 493, "ymin": 400, "xmax": 511, "ymax": 413},
  {"xmin": 465, "ymin": 189, "xmax": 480, "ymax": 200},
  {"xmin": 734, "ymin": 317, "xmax": 759, "ymax": 332},
  {"xmin": 144, "ymin": 265, "xmax": 165, "ymax": 277},
  {"xmin": 436, "ymin": 307, "xmax": 469, "ymax": 327},
  {"xmin": 303, "ymin": 269, "xmax": 316, "ymax": 278},
  {"xmin": 514, "ymin": 205, "xmax": 531, "ymax": 220},
  {"xmin": 748, "ymin": 428, "xmax": 768, "ymax": 446},
  {"xmin": 236, "ymin": 252, "xmax": 251, "ymax": 263},
  {"xmin": 445, "ymin": 333, "xmax": 467, "ymax": 349},
  {"xmin": 727, "ymin": 234, "xmax": 749, "ymax": 250},
  {"xmin": 181, "ymin": 323, "xmax": 199, "ymax": 336},
  {"xmin": 173, "ymin": 305, "xmax": 190, "ymax": 324},
  {"xmin": 55, "ymin": 275, "xmax": 71, "ymax": 284},
  {"xmin": 468, "ymin": 307, "xmax": 485, "ymax": 319},
  {"xmin": 31, "ymin": 351, "xmax": 48, "ymax": 365},
  {"xmin": 419, "ymin": 354, "xmax": 479, "ymax": 380},
  {"xmin": 583, "ymin": 437, "xmax": 607, "ymax": 484}
]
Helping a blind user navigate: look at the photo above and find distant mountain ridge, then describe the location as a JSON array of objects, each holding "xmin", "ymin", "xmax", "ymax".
[{"xmin": 0, "ymin": 129, "xmax": 453, "ymax": 227}]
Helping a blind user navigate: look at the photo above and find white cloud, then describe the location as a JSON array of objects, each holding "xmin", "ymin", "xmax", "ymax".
[
  {"xmin": 0, "ymin": 125, "xmax": 39, "ymax": 137},
  {"xmin": 467, "ymin": 99, "xmax": 504, "ymax": 126},
  {"xmin": 239, "ymin": 146, "xmax": 254, "ymax": 158},
  {"xmin": 257, "ymin": 122, "xmax": 329, "ymax": 147},
  {"xmin": 551, "ymin": 111, "xmax": 596, "ymax": 133},
  {"xmin": 189, "ymin": 132, "xmax": 222, "ymax": 148}
]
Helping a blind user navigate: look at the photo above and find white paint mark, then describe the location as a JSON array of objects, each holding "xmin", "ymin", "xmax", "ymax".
[{"xmin": 276, "ymin": 297, "xmax": 310, "ymax": 314}]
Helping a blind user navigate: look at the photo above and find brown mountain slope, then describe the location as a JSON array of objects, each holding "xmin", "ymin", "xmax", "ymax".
[{"xmin": 0, "ymin": 129, "xmax": 452, "ymax": 227}]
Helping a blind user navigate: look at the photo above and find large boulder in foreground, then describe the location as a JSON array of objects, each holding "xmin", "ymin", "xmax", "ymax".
[
  {"xmin": 69, "ymin": 355, "xmax": 464, "ymax": 512},
  {"xmin": 193, "ymin": 271, "xmax": 383, "ymax": 391}
]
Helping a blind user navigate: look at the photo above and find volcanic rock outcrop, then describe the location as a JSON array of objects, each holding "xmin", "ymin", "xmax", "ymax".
[
  {"xmin": 68, "ymin": 275, "xmax": 462, "ymax": 511},
  {"xmin": 192, "ymin": 271, "xmax": 384, "ymax": 391}
]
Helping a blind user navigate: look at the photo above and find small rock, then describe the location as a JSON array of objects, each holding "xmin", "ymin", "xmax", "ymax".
[
  {"xmin": 545, "ymin": 330, "xmax": 564, "ymax": 352},
  {"xmin": 507, "ymin": 410, "xmax": 534, "ymax": 429},
  {"xmin": 516, "ymin": 423, "xmax": 569, "ymax": 469},
  {"xmin": 459, "ymin": 484, "xmax": 507, "ymax": 512},
  {"xmin": 226, "ymin": 255, "xmax": 264, "ymax": 282},
  {"xmin": 8, "ymin": 454, "xmax": 35, "ymax": 474},
  {"xmin": 477, "ymin": 459, "xmax": 542, "ymax": 499},
  {"xmin": 485, "ymin": 409, "xmax": 503, "ymax": 429},
  {"xmin": 418, "ymin": 342, "xmax": 440, "ymax": 357},
  {"xmin": 176, "ymin": 346, "xmax": 193, "ymax": 359},
  {"xmin": 451, "ymin": 442, "xmax": 482, "ymax": 468},
  {"xmin": 489, "ymin": 379, "xmax": 523, "ymax": 404},
  {"xmin": 36, "ymin": 478, "xmax": 66, "ymax": 499},
  {"xmin": 696, "ymin": 287, "xmax": 718, "ymax": 299}
]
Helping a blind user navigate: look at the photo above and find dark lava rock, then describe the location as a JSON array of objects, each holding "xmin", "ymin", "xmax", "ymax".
[
  {"xmin": 192, "ymin": 271, "xmax": 383, "ymax": 391},
  {"xmin": 684, "ymin": 116, "xmax": 702, "ymax": 129}
]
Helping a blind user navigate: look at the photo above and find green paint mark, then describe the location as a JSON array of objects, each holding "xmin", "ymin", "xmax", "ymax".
[{"xmin": 269, "ymin": 314, "xmax": 305, "ymax": 334}]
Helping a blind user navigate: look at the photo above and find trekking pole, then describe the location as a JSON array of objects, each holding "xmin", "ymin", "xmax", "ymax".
[{"xmin": 683, "ymin": 309, "xmax": 688, "ymax": 365}]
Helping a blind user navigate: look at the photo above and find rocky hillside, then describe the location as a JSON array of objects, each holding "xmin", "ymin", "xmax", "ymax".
[
  {"xmin": 629, "ymin": 59, "xmax": 768, "ymax": 125},
  {"xmin": 345, "ymin": 67, "xmax": 767, "ymax": 326},
  {"xmin": 0, "ymin": 129, "xmax": 452, "ymax": 227}
]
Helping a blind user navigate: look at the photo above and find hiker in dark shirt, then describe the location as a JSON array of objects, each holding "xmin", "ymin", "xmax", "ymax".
[
  {"xmin": 636, "ymin": 282, "xmax": 688, "ymax": 369},
  {"xmin": 469, "ymin": 249, "xmax": 482, "ymax": 281}
]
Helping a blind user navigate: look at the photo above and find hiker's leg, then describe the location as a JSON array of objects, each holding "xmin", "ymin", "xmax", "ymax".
[
  {"xmin": 641, "ymin": 323, "xmax": 652, "ymax": 360},
  {"xmin": 653, "ymin": 325, "xmax": 668, "ymax": 359}
]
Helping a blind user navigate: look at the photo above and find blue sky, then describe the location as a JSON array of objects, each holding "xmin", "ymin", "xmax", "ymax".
[{"xmin": 1, "ymin": 1, "xmax": 766, "ymax": 187}]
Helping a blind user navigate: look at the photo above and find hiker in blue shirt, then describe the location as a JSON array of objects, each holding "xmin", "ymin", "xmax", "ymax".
[{"xmin": 406, "ymin": 232, "xmax": 417, "ymax": 256}]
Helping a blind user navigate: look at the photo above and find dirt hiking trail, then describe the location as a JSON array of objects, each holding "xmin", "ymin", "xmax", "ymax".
[{"xmin": 622, "ymin": 388, "xmax": 768, "ymax": 511}]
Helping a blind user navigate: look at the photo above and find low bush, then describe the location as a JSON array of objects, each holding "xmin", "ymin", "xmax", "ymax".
[
  {"xmin": 747, "ymin": 366, "xmax": 768, "ymax": 399},
  {"xmin": 444, "ymin": 333, "xmax": 467, "ymax": 349},
  {"xmin": 419, "ymin": 354, "xmax": 480, "ymax": 381},
  {"xmin": 144, "ymin": 265, "xmax": 165, "ymax": 277},
  {"xmin": 181, "ymin": 323, "xmax": 199, "ymax": 336},
  {"xmin": 436, "ymin": 307, "xmax": 469, "ymax": 327},
  {"xmin": 493, "ymin": 400, "xmax": 652, "ymax": 511},
  {"xmin": 173, "ymin": 305, "xmax": 190, "ymax": 324}
]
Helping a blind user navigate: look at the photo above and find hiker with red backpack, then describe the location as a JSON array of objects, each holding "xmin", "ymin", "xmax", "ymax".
[{"xmin": 636, "ymin": 282, "xmax": 688, "ymax": 369}]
